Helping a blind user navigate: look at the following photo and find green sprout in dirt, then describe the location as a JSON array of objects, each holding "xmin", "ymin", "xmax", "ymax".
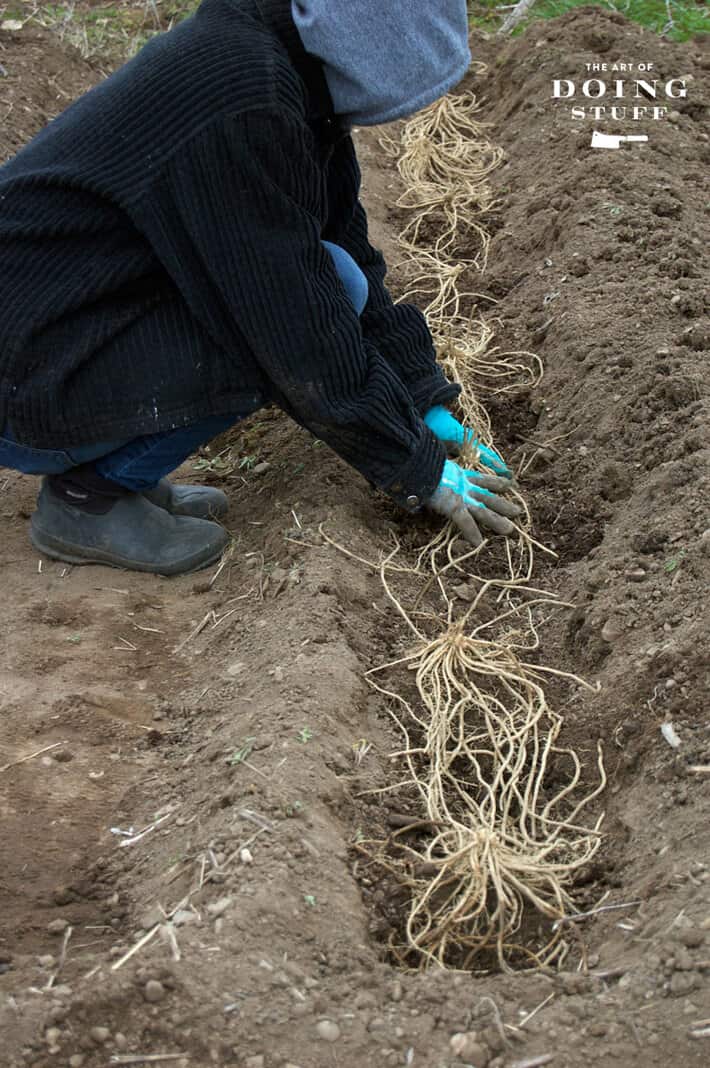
[
  {"xmin": 284, "ymin": 800, "xmax": 304, "ymax": 817},
  {"xmin": 229, "ymin": 737, "xmax": 256, "ymax": 765},
  {"xmin": 303, "ymin": 894, "xmax": 317, "ymax": 908},
  {"xmin": 664, "ymin": 549, "xmax": 685, "ymax": 573},
  {"xmin": 192, "ymin": 454, "xmax": 233, "ymax": 474},
  {"xmin": 297, "ymin": 727, "xmax": 314, "ymax": 744},
  {"xmin": 601, "ymin": 202, "xmax": 624, "ymax": 217},
  {"xmin": 238, "ymin": 454, "xmax": 257, "ymax": 470}
]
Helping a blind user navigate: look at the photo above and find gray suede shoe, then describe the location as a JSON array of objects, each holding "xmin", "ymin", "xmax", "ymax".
[
  {"xmin": 142, "ymin": 478, "xmax": 228, "ymax": 519},
  {"xmin": 30, "ymin": 481, "xmax": 229, "ymax": 575}
]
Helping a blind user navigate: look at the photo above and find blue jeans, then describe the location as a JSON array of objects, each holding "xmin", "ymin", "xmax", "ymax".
[{"xmin": 0, "ymin": 241, "xmax": 368, "ymax": 490}]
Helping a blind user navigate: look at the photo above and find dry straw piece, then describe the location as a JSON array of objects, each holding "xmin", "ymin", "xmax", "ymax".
[{"xmin": 345, "ymin": 82, "xmax": 605, "ymax": 970}]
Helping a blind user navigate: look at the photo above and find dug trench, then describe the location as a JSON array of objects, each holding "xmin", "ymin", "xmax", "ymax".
[{"xmin": 1, "ymin": 7, "xmax": 709, "ymax": 1068}]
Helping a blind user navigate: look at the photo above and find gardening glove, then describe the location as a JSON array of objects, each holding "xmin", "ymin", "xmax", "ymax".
[
  {"xmin": 423, "ymin": 404, "xmax": 510, "ymax": 478},
  {"xmin": 426, "ymin": 459, "xmax": 520, "ymax": 547}
]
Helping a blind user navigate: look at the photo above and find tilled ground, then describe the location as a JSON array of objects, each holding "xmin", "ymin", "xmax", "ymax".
[{"xmin": 1, "ymin": 8, "xmax": 709, "ymax": 1068}]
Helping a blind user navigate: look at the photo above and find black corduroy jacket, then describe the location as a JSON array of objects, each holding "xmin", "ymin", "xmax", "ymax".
[{"xmin": 0, "ymin": 0, "xmax": 460, "ymax": 509}]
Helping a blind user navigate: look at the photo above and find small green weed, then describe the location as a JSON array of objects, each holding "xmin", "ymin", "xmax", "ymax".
[
  {"xmin": 193, "ymin": 454, "xmax": 233, "ymax": 474},
  {"xmin": 664, "ymin": 550, "xmax": 685, "ymax": 573},
  {"xmin": 229, "ymin": 737, "xmax": 256, "ymax": 765},
  {"xmin": 297, "ymin": 727, "xmax": 314, "ymax": 744}
]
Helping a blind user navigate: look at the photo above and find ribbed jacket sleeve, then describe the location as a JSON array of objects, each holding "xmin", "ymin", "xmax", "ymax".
[
  {"xmin": 130, "ymin": 108, "xmax": 446, "ymax": 510},
  {"xmin": 324, "ymin": 137, "xmax": 462, "ymax": 416}
]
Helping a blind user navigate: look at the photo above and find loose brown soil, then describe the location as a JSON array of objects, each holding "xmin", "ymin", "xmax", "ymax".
[{"xmin": 1, "ymin": 8, "xmax": 709, "ymax": 1068}]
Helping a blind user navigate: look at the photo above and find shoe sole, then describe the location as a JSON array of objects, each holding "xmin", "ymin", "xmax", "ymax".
[{"xmin": 30, "ymin": 523, "xmax": 227, "ymax": 577}]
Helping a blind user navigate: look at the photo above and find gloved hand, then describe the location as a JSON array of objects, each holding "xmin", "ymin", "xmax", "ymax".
[
  {"xmin": 426, "ymin": 458, "xmax": 520, "ymax": 547},
  {"xmin": 423, "ymin": 405, "xmax": 510, "ymax": 478}
]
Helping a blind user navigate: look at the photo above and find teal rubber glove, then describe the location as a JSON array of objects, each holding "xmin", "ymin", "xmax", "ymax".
[
  {"xmin": 426, "ymin": 459, "xmax": 520, "ymax": 547},
  {"xmin": 423, "ymin": 405, "xmax": 510, "ymax": 477}
]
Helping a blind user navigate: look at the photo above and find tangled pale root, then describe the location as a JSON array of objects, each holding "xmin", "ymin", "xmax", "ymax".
[{"xmin": 328, "ymin": 82, "xmax": 605, "ymax": 970}]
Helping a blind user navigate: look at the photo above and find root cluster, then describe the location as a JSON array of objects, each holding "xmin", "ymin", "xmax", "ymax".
[{"xmin": 344, "ymin": 85, "xmax": 606, "ymax": 970}]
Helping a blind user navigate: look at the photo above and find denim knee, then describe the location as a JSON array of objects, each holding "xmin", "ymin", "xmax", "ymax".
[{"xmin": 322, "ymin": 240, "xmax": 369, "ymax": 316}]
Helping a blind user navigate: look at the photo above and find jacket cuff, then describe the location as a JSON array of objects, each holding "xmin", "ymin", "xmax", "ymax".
[
  {"xmin": 380, "ymin": 426, "xmax": 447, "ymax": 513},
  {"xmin": 408, "ymin": 372, "xmax": 462, "ymax": 417}
]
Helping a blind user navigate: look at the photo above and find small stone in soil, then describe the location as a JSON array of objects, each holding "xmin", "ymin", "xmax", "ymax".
[
  {"xmin": 678, "ymin": 928, "xmax": 705, "ymax": 948},
  {"xmin": 90, "ymin": 1026, "xmax": 110, "ymax": 1044},
  {"xmin": 144, "ymin": 979, "xmax": 166, "ymax": 1003},
  {"xmin": 316, "ymin": 1019, "xmax": 340, "ymax": 1042},
  {"xmin": 47, "ymin": 918, "xmax": 69, "ymax": 935},
  {"xmin": 139, "ymin": 906, "xmax": 163, "ymax": 930},
  {"xmin": 45, "ymin": 1027, "xmax": 62, "ymax": 1046},
  {"xmin": 449, "ymin": 1032, "xmax": 489, "ymax": 1067}
]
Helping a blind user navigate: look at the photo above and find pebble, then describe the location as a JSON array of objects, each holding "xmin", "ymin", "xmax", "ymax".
[
  {"xmin": 38, "ymin": 954, "xmax": 56, "ymax": 968},
  {"xmin": 52, "ymin": 886, "xmax": 75, "ymax": 906},
  {"xmin": 45, "ymin": 1027, "xmax": 62, "ymax": 1047},
  {"xmin": 47, "ymin": 918, "xmax": 69, "ymax": 935},
  {"xmin": 625, "ymin": 569, "xmax": 646, "ymax": 582},
  {"xmin": 244, "ymin": 1057, "xmax": 264, "ymax": 1068},
  {"xmin": 144, "ymin": 979, "xmax": 166, "ymax": 1003},
  {"xmin": 206, "ymin": 895, "xmax": 233, "ymax": 917},
  {"xmin": 114, "ymin": 1033, "xmax": 128, "ymax": 1050},
  {"xmin": 53, "ymin": 748, "xmax": 74, "ymax": 762},
  {"xmin": 679, "ymin": 928, "xmax": 705, "ymax": 948},
  {"xmin": 601, "ymin": 618, "xmax": 624, "ymax": 643},
  {"xmin": 173, "ymin": 909, "xmax": 199, "ymax": 927},
  {"xmin": 139, "ymin": 906, "xmax": 163, "ymax": 930},
  {"xmin": 90, "ymin": 1026, "xmax": 110, "ymax": 1044},
  {"xmin": 449, "ymin": 1033, "xmax": 489, "ymax": 1067},
  {"xmin": 353, "ymin": 991, "xmax": 377, "ymax": 1009},
  {"xmin": 69, "ymin": 1056, "xmax": 85, "ymax": 1068},
  {"xmin": 699, "ymin": 530, "xmax": 710, "ymax": 556},
  {"xmin": 315, "ymin": 1019, "xmax": 340, "ymax": 1042},
  {"xmin": 669, "ymin": 971, "xmax": 699, "ymax": 996},
  {"xmin": 252, "ymin": 461, "xmax": 270, "ymax": 474}
]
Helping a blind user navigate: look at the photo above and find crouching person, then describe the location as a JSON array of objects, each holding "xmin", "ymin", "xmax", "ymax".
[{"xmin": 0, "ymin": 0, "xmax": 519, "ymax": 575}]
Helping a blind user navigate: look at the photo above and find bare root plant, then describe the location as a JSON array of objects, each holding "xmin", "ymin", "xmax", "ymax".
[{"xmin": 334, "ymin": 85, "xmax": 607, "ymax": 970}]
